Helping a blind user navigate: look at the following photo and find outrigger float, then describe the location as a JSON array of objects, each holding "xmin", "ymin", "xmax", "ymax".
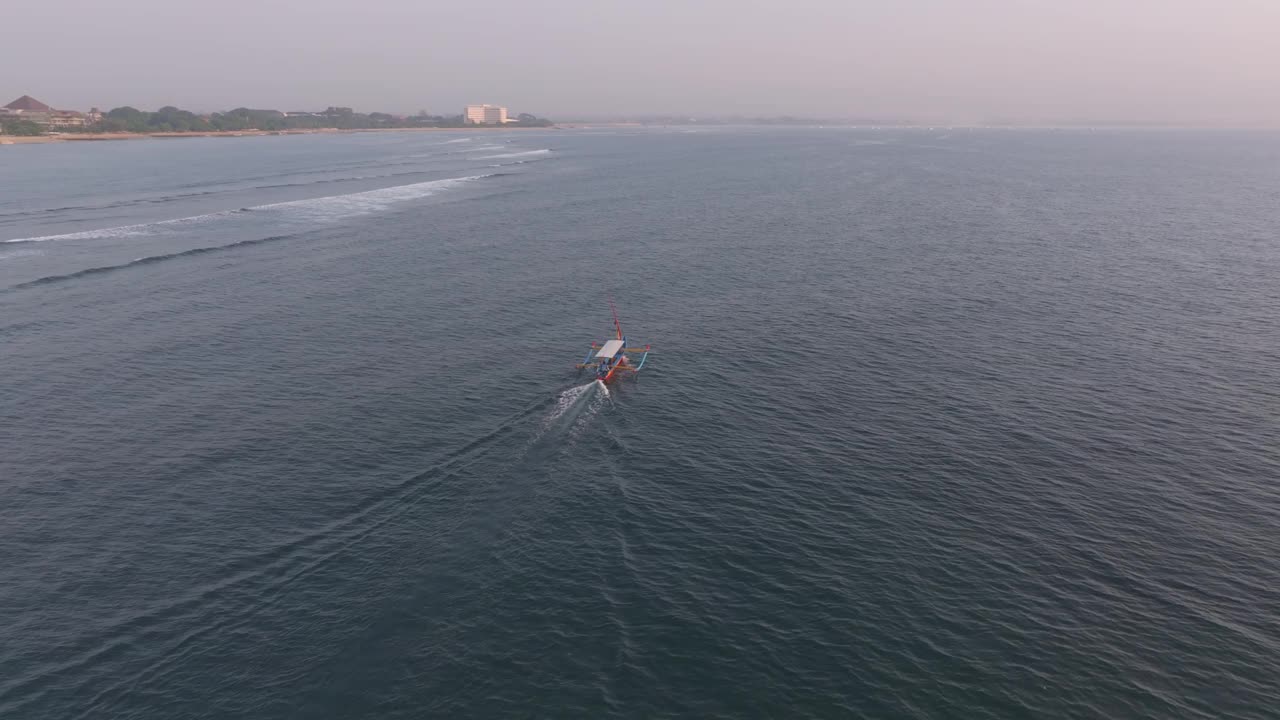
[{"xmin": 576, "ymin": 301, "xmax": 651, "ymax": 383}]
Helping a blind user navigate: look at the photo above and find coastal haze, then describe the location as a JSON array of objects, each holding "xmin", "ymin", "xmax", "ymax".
[
  {"xmin": 4, "ymin": 2, "xmax": 1280, "ymax": 719},
  {"xmin": 4, "ymin": 0, "xmax": 1280, "ymax": 125}
]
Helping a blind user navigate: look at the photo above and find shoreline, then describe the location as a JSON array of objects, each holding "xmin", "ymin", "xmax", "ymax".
[{"xmin": 0, "ymin": 126, "xmax": 557, "ymax": 146}]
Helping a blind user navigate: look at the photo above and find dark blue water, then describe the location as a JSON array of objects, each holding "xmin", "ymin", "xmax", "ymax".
[{"xmin": 3, "ymin": 128, "xmax": 1279, "ymax": 719}]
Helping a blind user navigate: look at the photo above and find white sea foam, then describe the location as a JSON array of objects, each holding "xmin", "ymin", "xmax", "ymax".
[
  {"xmin": 249, "ymin": 174, "xmax": 483, "ymax": 223},
  {"xmin": 545, "ymin": 382, "xmax": 596, "ymax": 424},
  {"xmin": 531, "ymin": 381, "xmax": 610, "ymax": 448},
  {"xmin": 567, "ymin": 382, "xmax": 610, "ymax": 442},
  {"xmin": 4, "ymin": 174, "xmax": 488, "ymax": 244},
  {"xmin": 0, "ymin": 247, "xmax": 44, "ymax": 262},
  {"xmin": 477, "ymin": 149, "xmax": 551, "ymax": 160},
  {"xmin": 4, "ymin": 210, "xmax": 240, "ymax": 243}
]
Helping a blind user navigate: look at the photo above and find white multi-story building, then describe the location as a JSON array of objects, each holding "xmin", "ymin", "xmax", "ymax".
[{"xmin": 464, "ymin": 104, "xmax": 508, "ymax": 125}]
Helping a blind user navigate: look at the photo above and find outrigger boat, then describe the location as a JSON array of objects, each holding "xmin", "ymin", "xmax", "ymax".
[{"xmin": 576, "ymin": 301, "xmax": 651, "ymax": 383}]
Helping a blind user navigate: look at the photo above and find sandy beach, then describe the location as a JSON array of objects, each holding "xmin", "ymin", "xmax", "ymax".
[
  {"xmin": 0, "ymin": 130, "xmax": 317, "ymax": 144},
  {"xmin": 0, "ymin": 126, "xmax": 554, "ymax": 146}
]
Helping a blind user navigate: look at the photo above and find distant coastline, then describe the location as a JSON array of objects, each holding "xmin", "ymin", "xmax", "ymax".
[
  {"xmin": 0, "ymin": 125, "xmax": 556, "ymax": 146},
  {"xmin": 1, "ymin": 98, "xmax": 555, "ymax": 145}
]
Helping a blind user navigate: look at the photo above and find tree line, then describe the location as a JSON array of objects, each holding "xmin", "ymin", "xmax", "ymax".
[
  {"xmin": 6, "ymin": 106, "xmax": 552, "ymax": 134},
  {"xmin": 0, "ymin": 118, "xmax": 45, "ymax": 136}
]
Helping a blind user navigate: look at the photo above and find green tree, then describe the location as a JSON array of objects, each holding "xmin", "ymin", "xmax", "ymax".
[
  {"xmin": 211, "ymin": 108, "xmax": 285, "ymax": 131},
  {"xmin": 150, "ymin": 106, "xmax": 212, "ymax": 132},
  {"xmin": 73, "ymin": 103, "xmax": 544, "ymax": 134},
  {"xmin": 1, "ymin": 118, "xmax": 44, "ymax": 136},
  {"xmin": 105, "ymin": 106, "xmax": 151, "ymax": 132},
  {"xmin": 95, "ymin": 117, "xmax": 129, "ymax": 132}
]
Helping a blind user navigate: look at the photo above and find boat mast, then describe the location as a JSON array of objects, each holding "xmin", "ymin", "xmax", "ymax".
[{"xmin": 609, "ymin": 298, "xmax": 623, "ymax": 340}]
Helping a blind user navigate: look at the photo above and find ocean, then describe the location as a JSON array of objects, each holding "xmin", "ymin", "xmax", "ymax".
[{"xmin": 2, "ymin": 127, "xmax": 1278, "ymax": 719}]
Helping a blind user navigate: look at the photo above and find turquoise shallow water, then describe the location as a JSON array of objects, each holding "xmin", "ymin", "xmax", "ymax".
[{"xmin": 2, "ymin": 128, "xmax": 1279, "ymax": 718}]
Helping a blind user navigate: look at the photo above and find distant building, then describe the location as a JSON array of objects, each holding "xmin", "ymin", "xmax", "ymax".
[
  {"xmin": 1, "ymin": 95, "xmax": 93, "ymax": 129},
  {"xmin": 48, "ymin": 110, "xmax": 91, "ymax": 128},
  {"xmin": 4, "ymin": 95, "xmax": 52, "ymax": 113},
  {"xmin": 464, "ymin": 104, "xmax": 509, "ymax": 125}
]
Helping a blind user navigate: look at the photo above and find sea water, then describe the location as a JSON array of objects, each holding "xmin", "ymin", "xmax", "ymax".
[{"xmin": 2, "ymin": 127, "xmax": 1279, "ymax": 718}]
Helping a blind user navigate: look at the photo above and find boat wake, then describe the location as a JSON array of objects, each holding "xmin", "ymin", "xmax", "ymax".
[
  {"xmin": 544, "ymin": 381, "xmax": 606, "ymax": 423},
  {"xmin": 0, "ymin": 391, "xmax": 557, "ymax": 718},
  {"xmin": 531, "ymin": 381, "xmax": 610, "ymax": 448}
]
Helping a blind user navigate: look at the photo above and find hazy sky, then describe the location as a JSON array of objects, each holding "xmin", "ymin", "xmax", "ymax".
[{"xmin": 4, "ymin": 0, "xmax": 1278, "ymax": 125}]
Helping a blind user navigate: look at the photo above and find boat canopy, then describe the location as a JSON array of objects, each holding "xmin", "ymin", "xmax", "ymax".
[{"xmin": 595, "ymin": 339, "xmax": 625, "ymax": 359}]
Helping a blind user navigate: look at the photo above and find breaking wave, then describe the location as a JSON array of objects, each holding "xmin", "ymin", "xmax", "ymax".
[
  {"xmin": 10, "ymin": 235, "xmax": 301, "ymax": 290},
  {"xmin": 0, "ymin": 247, "xmax": 44, "ymax": 262},
  {"xmin": 4, "ymin": 174, "xmax": 495, "ymax": 244},
  {"xmin": 0, "ymin": 168, "xmax": 460, "ymax": 225},
  {"xmin": 477, "ymin": 149, "xmax": 552, "ymax": 160}
]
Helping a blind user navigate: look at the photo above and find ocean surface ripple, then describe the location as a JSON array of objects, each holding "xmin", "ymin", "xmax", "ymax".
[{"xmin": 2, "ymin": 128, "xmax": 1279, "ymax": 719}]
